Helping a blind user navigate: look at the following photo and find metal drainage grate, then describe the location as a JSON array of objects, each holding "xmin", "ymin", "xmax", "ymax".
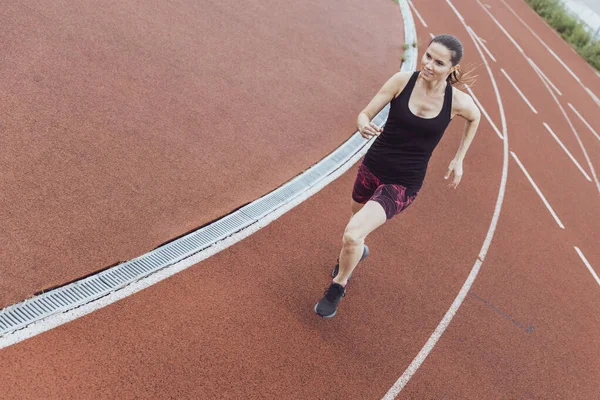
[
  {"xmin": 0, "ymin": 11, "xmax": 418, "ymax": 334},
  {"xmin": 0, "ymin": 0, "xmax": 419, "ymax": 339},
  {"xmin": 0, "ymin": 0, "xmax": 418, "ymax": 340},
  {"xmin": 0, "ymin": 125, "xmax": 379, "ymax": 336}
]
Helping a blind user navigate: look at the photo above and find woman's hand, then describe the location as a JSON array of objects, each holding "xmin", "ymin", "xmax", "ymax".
[
  {"xmin": 444, "ymin": 159, "xmax": 463, "ymax": 189},
  {"xmin": 359, "ymin": 122, "xmax": 383, "ymax": 139}
]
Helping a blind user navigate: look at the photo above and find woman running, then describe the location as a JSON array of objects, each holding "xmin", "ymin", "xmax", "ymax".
[{"xmin": 315, "ymin": 34, "xmax": 481, "ymax": 318}]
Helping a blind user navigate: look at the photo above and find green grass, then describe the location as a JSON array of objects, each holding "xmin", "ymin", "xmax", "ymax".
[{"xmin": 525, "ymin": 0, "xmax": 600, "ymax": 70}]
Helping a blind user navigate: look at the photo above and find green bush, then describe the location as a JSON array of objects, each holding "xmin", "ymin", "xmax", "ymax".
[
  {"xmin": 568, "ymin": 24, "xmax": 591, "ymax": 48},
  {"xmin": 527, "ymin": 0, "xmax": 562, "ymax": 19},
  {"xmin": 526, "ymin": 0, "xmax": 599, "ymax": 71},
  {"xmin": 550, "ymin": 11, "xmax": 578, "ymax": 37},
  {"xmin": 580, "ymin": 41, "xmax": 600, "ymax": 70}
]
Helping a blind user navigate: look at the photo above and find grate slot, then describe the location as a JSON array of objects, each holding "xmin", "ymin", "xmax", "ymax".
[
  {"xmin": 4, "ymin": 313, "xmax": 22, "ymax": 326},
  {"xmin": 22, "ymin": 305, "xmax": 40, "ymax": 319},
  {"xmin": 35, "ymin": 299, "xmax": 54, "ymax": 313},
  {"xmin": 46, "ymin": 295, "xmax": 65, "ymax": 308},
  {"xmin": 28, "ymin": 303, "xmax": 47, "ymax": 315},
  {"xmin": 57, "ymin": 291, "xmax": 76, "ymax": 304},
  {"xmin": 77, "ymin": 284, "xmax": 95, "ymax": 298},
  {"xmin": 0, "ymin": 319, "xmax": 10, "ymax": 330}
]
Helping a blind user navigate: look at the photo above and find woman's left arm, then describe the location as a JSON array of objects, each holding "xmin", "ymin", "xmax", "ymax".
[{"xmin": 444, "ymin": 93, "xmax": 481, "ymax": 189}]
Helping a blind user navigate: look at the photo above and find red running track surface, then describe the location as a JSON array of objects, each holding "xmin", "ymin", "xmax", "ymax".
[
  {"xmin": 0, "ymin": 0, "xmax": 404, "ymax": 307},
  {"xmin": 1, "ymin": 0, "xmax": 599, "ymax": 398}
]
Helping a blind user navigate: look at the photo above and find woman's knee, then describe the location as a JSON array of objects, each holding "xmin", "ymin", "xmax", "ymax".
[
  {"xmin": 342, "ymin": 201, "xmax": 387, "ymax": 245},
  {"xmin": 342, "ymin": 228, "xmax": 364, "ymax": 247},
  {"xmin": 343, "ymin": 218, "xmax": 371, "ymax": 245}
]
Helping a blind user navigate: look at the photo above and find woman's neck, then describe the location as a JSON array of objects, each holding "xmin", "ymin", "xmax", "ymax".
[{"xmin": 417, "ymin": 75, "xmax": 447, "ymax": 96}]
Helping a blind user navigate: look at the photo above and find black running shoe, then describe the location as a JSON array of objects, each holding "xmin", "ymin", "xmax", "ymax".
[
  {"xmin": 331, "ymin": 245, "xmax": 370, "ymax": 279},
  {"xmin": 314, "ymin": 282, "xmax": 346, "ymax": 318}
]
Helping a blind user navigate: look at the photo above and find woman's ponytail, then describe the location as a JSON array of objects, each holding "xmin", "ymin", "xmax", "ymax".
[{"xmin": 447, "ymin": 63, "xmax": 478, "ymax": 89}]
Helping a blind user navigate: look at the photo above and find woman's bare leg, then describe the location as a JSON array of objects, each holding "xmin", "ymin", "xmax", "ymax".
[
  {"xmin": 333, "ymin": 200, "xmax": 387, "ymax": 286},
  {"xmin": 336, "ymin": 199, "xmax": 367, "ymax": 264},
  {"xmin": 350, "ymin": 198, "xmax": 365, "ymax": 217}
]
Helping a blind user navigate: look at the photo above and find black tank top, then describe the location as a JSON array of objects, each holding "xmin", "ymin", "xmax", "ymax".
[{"xmin": 363, "ymin": 71, "xmax": 453, "ymax": 192}]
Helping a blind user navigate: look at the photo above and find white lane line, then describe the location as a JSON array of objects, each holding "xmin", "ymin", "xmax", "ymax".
[
  {"xmin": 511, "ymin": 152, "xmax": 565, "ymax": 229},
  {"xmin": 383, "ymin": 2, "xmax": 509, "ymax": 398},
  {"xmin": 452, "ymin": 11, "xmax": 509, "ymax": 265},
  {"xmin": 567, "ymin": 103, "xmax": 600, "ymax": 142},
  {"xmin": 474, "ymin": 0, "xmax": 523, "ymax": 53},
  {"xmin": 429, "ymin": 32, "xmax": 435, "ymax": 39},
  {"xmin": 466, "ymin": 86, "xmax": 503, "ymax": 140},
  {"xmin": 585, "ymin": 88, "xmax": 600, "ymax": 107},
  {"xmin": 472, "ymin": 29, "xmax": 496, "ymax": 62},
  {"xmin": 499, "ymin": 0, "xmax": 600, "ymax": 107},
  {"xmin": 408, "ymin": 0, "xmax": 428, "ymax": 28},
  {"xmin": 500, "ymin": 68, "xmax": 537, "ymax": 113},
  {"xmin": 528, "ymin": 57, "xmax": 600, "ymax": 194},
  {"xmin": 574, "ymin": 247, "xmax": 600, "ymax": 287},
  {"xmin": 474, "ymin": 0, "xmax": 565, "ymax": 97},
  {"xmin": 543, "ymin": 123, "xmax": 592, "ymax": 181},
  {"xmin": 527, "ymin": 58, "xmax": 562, "ymax": 96}
]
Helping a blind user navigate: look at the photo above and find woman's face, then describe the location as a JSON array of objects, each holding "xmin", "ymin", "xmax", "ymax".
[{"xmin": 420, "ymin": 42, "xmax": 456, "ymax": 82}]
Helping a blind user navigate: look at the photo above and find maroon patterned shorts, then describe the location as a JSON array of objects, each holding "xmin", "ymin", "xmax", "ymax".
[{"xmin": 351, "ymin": 162, "xmax": 418, "ymax": 220}]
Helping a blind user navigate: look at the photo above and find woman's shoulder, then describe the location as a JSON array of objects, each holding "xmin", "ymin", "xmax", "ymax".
[
  {"xmin": 388, "ymin": 71, "xmax": 414, "ymax": 85},
  {"xmin": 451, "ymin": 86, "xmax": 480, "ymax": 120},
  {"xmin": 387, "ymin": 71, "xmax": 415, "ymax": 98},
  {"xmin": 451, "ymin": 86, "xmax": 474, "ymax": 108}
]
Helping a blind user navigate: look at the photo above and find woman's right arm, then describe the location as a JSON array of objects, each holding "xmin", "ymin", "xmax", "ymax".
[{"xmin": 357, "ymin": 71, "xmax": 411, "ymax": 139}]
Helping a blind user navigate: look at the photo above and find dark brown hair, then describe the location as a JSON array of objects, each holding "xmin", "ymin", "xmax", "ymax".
[{"xmin": 429, "ymin": 34, "xmax": 476, "ymax": 87}]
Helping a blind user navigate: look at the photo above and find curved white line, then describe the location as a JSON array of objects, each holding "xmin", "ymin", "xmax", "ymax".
[
  {"xmin": 527, "ymin": 58, "xmax": 562, "ymax": 96},
  {"xmin": 574, "ymin": 247, "xmax": 600, "ymax": 287},
  {"xmin": 408, "ymin": 0, "xmax": 428, "ymax": 28},
  {"xmin": 499, "ymin": 0, "xmax": 600, "ymax": 107},
  {"xmin": 511, "ymin": 152, "xmax": 565, "ymax": 229},
  {"xmin": 500, "ymin": 68, "xmax": 537, "ymax": 114},
  {"xmin": 542, "ymin": 123, "xmax": 592, "ymax": 181},
  {"xmin": 527, "ymin": 57, "xmax": 600, "ymax": 194},
  {"xmin": 473, "ymin": 0, "xmax": 600, "ymax": 195},
  {"xmin": 568, "ymin": 103, "xmax": 600, "ymax": 142},
  {"xmin": 465, "ymin": 86, "xmax": 503, "ymax": 140},
  {"xmin": 473, "ymin": 31, "xmax": 496, "ymax": 63},
  {"xmin": 382, "ymin": 1, "xmax": 509, "ymax": 397}
]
